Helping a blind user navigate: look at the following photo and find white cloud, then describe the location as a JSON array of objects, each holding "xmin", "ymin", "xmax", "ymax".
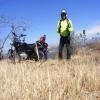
[
  {"xmin": 86, "ymin": 24, "xmax": 100, "ymax": 39},
  {"xmin": 76, "ymin": 24, "xmax": 100, "ymax": 39},
  {"xmin": 86, "ymin": 25, "xmax": 100, "ymax": 34}
]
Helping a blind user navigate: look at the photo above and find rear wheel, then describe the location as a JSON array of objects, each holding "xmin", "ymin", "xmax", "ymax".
[{"xmin": 7, "ymin": 49, "xmax": 15, "ymax": 64}]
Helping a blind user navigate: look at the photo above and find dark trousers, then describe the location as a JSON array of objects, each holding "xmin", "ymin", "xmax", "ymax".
[{"xmin": 58, "ymin": 35, "xmax": 71, "ymax": 59}]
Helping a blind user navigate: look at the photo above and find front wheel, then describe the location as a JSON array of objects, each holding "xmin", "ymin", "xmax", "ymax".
[{"xmin": 31, "ymin": 51, "xmax": 38, "ymax": 61}]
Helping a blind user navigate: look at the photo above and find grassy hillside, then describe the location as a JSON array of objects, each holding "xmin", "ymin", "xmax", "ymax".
[{"xmin": 0, "ymin": 46, "xmax": 100, "ymax": 100}]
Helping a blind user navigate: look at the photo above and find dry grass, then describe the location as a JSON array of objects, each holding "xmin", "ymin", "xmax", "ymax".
[{"xmin": 0, "ymin": 48, "xmax": 100, "ymax": 100}]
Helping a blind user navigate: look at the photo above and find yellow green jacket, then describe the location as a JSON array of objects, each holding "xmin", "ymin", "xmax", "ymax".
[{"xmin": 57, "ymin": 19, "xmax": 73, "ymax": 37}]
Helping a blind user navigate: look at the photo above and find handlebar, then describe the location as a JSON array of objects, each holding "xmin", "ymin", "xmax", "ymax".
[{"xmin": 12, "ymin": 32, "xmax": 26, "ymax": 37}]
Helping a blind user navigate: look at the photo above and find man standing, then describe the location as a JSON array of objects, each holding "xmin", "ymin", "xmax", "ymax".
[{"xmin": 57, "ymin": 9, "xmax": 73, "ymax": 60}]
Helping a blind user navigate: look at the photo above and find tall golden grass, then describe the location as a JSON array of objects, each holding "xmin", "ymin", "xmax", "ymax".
[{"xmin": 0, "ymin": 48, "xmax": 100, "ymax": 100}]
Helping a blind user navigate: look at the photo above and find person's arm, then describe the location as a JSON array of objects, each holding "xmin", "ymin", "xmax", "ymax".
[
  {"xmin": 68, "ymin": 19, "xmax": 73, "ymax": 32},
  {"xmin": 57, "ymin": 20, "xmax": 61, "ymax": 33}
]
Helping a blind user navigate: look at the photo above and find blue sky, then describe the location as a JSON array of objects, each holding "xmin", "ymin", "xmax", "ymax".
[{"xmin": 0, "ymin": 0, "xmax": 100, "ymax": 48}]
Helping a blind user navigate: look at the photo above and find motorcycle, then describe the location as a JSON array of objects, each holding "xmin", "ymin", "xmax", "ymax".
[{"xmin": 7, "ymin": 32, "xmax": 48, "ymax": 63}]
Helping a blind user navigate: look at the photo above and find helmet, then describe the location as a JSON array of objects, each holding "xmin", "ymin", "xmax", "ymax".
[
  {"xmin": 61, "ymin": 9, "xmax": 67, "ymax": 18},
  {"xmin": 61, "ymin": 9, "xmax": 66, "ymax": 14}
]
